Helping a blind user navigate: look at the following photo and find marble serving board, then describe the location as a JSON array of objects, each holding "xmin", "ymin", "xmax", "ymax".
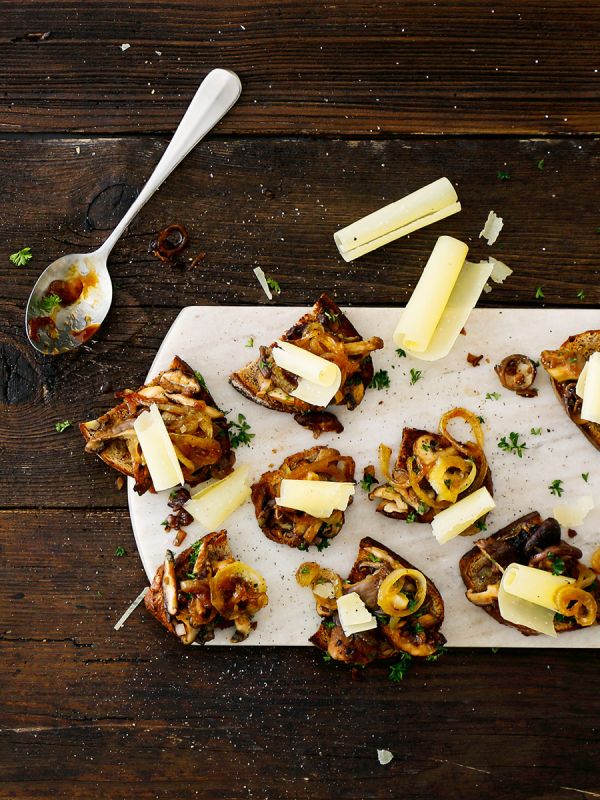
[{"xmin": 128, "ymin": 305, "xmax": 600, "ymax": 648}]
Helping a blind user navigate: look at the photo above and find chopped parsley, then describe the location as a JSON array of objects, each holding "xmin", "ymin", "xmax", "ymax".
[
  {"xmin": 497, "ymin": 170, "xmax": 510, "ymax": 181},
  {"xmin": 409, "ymin": 368, "xmax": 422, "ymax": 386},
  {"xmin": 367, "ymin": 552, "xmax": 382, "ymax": 563},
  {"xmin": 360, "ymin": 473, "xmax": 377, "ymax": 492},
  {"xmin": 417, "ymin": 502, "xmax": 428, "ymax": 515},
  {"xmin": 316, "ymin": 538, "xmax": 331, "ymax": 552},
  {"xmin": 582, "ymin": 472, "xmax": 590, "ymax": 483},
  {"xmin": 411, "ymin": 622, "xmax": 424, "ymax": 635},
  {"xmin": 548, "ymin": 479, "xmax": 564, "ymax": 497},
  {"xmin": 554, "ymin": 612, "xmax": 570, "ymax": 623},
  {"xmin": 535, "ymin": 286, "xmax": 545, "ymax": 300},
  {"xmin": 35, "ymin": 293, "xmax": 61, "ymax": 314},
  {"xmin": 115, "ymin": 546, "xmax": 126, "ymax": 557},
  {"xmin": 266, "ymin": 276, "xmax": 281, "ymax": 295},
  {"xmin": 530, "ymin": 427, "xmax": 542, "ymax": 436},
  {"xmin": 245, "ymin": 337, "xmax": 254, "ymax": 347},
  {"xmin": 477, "ymin": 415, "xmax": 485, "ymax": 424},
  {"xmin": 498, "ymin": 432, "xmax": 527, "ymax": 458},
  {"xmin": 322, "ymin": 618, "xmax": 336, "ymax": 630},
  {"xmin": 194, "ymin": 371, "xmax": 206, "ymax": 388},
  {"xmin": 548, "ymin": 552, "xmax": 566, "ymax": 576},
  {"xmin": 536, "ymin": 158, "xmax": 545, "ymax": 171},
  {"xmin": 369, "ymin": 370, "xmax": 390, "ymax": 390},
  {"xmin": 577, "ymin": 290, "xmax": 585, "ymax": 301},
  {"xmin": 485, "ymin": 392, "xmax": 501, "ymax": 401},
  {"xmin": 426, "ymin": 646, "xmax": 447, "ymax": 662},
  {"xmin": 188, "ymin": 540, "xmax": 203, "ymax": 572},
  {"xmin": 324, "ymin": 310, "xmax": 339, "ymax": 323},
  {"xmin": 389, "ymin": 653, "xmax": 412, "ymax": 682},
  {"xmin": 9, "ymin": 246, "xmax": 33, "ymax": 266},
  {"xmin": 475, "ymin": 519, "xmax": 487, "ymax": 531},
  {"xmin": 322, "ymin": 653, "xmax": 333, "ymax": 662},
  {"xmin": 54, "ymin": 420, "xmax": 72, "ymax": 433},
  {"xmin": 395, "ymin": 348, "xmax": 407, "ymax": 358},
  {"xmin": 229, "ymin": 413, "xmax": 255, "ymax": 448},
  {"xmin": 406, "ymin": 511, "xmax": 417, "ymax": 523},
  {"xmin": 297, "ymin": 541, "xmax": 309, "ymax": 552}
]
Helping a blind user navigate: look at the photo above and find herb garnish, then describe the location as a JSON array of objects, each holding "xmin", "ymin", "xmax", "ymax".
[
  {"xmin": 417, "ymin": 502, "xmax": 428, "ymax": 515},
  {"xmin": 35, "ymin": 293, "xmax": 61, "ymax": 314},
  {"xmin": 324, "ymin": 310, "xmax": 339, "ymax": 323},
  {"xmin": 322, "ymin": 653, "xmax": 332, "ymax": 662},
  {"xmin": 548, "ymin": 479, "xmax": 564, "ymax": 497},
  {"xmin": 229, "ymin": 413, "xmax": 255, "ymax": 448},
  {"xmin": 360, "ymin": 473, "xmax": 377, "ymax": 492},
  {"xmin": 396, "ymin": 348, "xmax": 407, "ymax": 358},
  {"xmin": 298, "ymin": 541, "xmax": 309, "ymax": 552},
  {"xmin": 245, "ymin": 337, "xmax": 254, "ymax": 347},
  {"xmin": 389, "ymin": 653, "xmax": 412, "ymax": 682},
  {"xmin": 485, "ymin": 392, "xmax": 500, "ymax": 401},
  {"xmin": 530, "ymin": 427, "xmax": 542, "ymax": 436},
  {"xmin": 535, "ymin": 286, "xmax": 545, "ymax": 300},
  {"xmin": 498, "ymin": 432, "xmax": 527, "ymax": 458},
  {"xmin": 115, "ymin": 546, "xmax": 126, "ymax": 557},
  {"xmin": 475, "ymin": 519, "xmax": 487, "ymax": 531},
  {"xmin": 323, "ymin": 618, "xmax": 336, "ymax": 630},
  {"xmin": 497, "ymin": 170, "xmax": 510, "ymax": 180},
  {"xmin": 9, "ymin": 246, "xmax": 33, "ymax": 266},
  {"xmin": 369, "ymin": 370, "xmax": 390, "ymax": 390},
  {"xmin": 367, "ymin": 552, "xmax": 382, "ymax": 563},
  {"xmin": 406, "ymin": 511, "xmax": 417, "ymax": 523},
  {"xmin": 266, "ymin": 276, "xmax": 281, "ymax": 295},
  {"xmin": 194, "ymin": 371, "xmax": 206, "ymax": 388},
  {"xmin": 409, "ymin": 368, "xmax": 422, "ymax": 386},
  {"xmin": 188, "ymin": 540, "xmax": 203, "ymax": 572},
  {"xmin": 536, "ymin": 159, "xmax": 545, "ymax": 171},
  {"xmin": 316, "ymin": 538, "xmax": 331, "ymax": 552},
  {"xmin": 55, "ymin": 420, "xmax": 72, "ymax": 433},
  {"xmin": 548, "ymin": 552, "xmax": 566, "ymax": 575},
  {"xmin": 577, "ymin": 290, "xmax": 585, "ymax": 301},
  {"xmin": 582, "ymin": 472, "xmax": 589, "ymax": 483},
  {"xmin": 426, "ymin": 646, "xmax": 448, "ymax": 662}
]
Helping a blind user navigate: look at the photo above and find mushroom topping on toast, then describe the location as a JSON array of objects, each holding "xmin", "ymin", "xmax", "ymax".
[
  {"xmin": 460, "ymin": 512, "xmax": 600, "ymax": 636},
  {"xmin": 145, "ymin": 530, "xmax": 268, "ymax": 645},
  {"xmin": 298, "ymin": 537, "xmax": 446, "ymax": 667},
  {"xmin": 80, "ymin": 356, "xmax": 234, "ymax": 495},
  {"xmin": 229, "ymin": 293, "xmax": 384, "ymax": 436},
  {"xmin": 251, "ymin": 446, "xmax": 355, "ymax": 550},
  {"xmin": 368, "ymin": 407, "xmax": 492, "ymax": 525},
  {"xmin": 541, "ymin": 329, "xmax": 600, "ymax": 451}
]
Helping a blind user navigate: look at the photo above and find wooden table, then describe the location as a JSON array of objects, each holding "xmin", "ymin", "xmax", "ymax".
[{"xmin": 1, "ymin": 3, "xmax": 599, "ymax": 798}]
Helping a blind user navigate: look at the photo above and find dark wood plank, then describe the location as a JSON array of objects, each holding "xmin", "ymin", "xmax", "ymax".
[
  {"xmin": 2, "ymin": 1, "xmax": 600, "ymax": 136},
  {"xmin": 1, "ymin": 509, "xmax": 599, "ymax": 800},
  {"xmin": 2, "ymin": 134, "xmax": 600, "ymax": 508}
]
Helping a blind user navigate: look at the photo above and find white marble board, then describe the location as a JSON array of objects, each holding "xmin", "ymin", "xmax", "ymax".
[{"xmin": 128, "ymin": 305, "xmax": 600, "ymax": 648}]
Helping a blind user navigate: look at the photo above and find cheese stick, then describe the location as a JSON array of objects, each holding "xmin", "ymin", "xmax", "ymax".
[
  {"xmin": 334, "ymin": 177, "xmax": 460, "ymax": 262},
  {"xmin": 394, "ymin": 235, "xmax": 469, "ymax": 354}
]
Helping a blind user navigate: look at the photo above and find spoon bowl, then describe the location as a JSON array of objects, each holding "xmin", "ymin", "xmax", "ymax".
[{"xmin": 25, "ymin": 68, "xmax": 242, "ymax": 355}]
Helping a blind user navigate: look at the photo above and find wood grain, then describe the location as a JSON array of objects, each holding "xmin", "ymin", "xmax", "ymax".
[
  {"xmin": 1, "ymin": 509, "xmax": 599, "ymax": 799},
  {"xmin": 2, "ymin": 1, "xmax": 600, "ymax": 135},
  {"xmin": 2, "ymin": 135, "xmax": 600, "ymax": 508}
]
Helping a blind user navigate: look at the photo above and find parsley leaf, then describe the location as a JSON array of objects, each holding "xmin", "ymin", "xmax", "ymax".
[
  {"xmin": 266, "ymin": 276, "xmax": 281, "ymax": 295},
  {"xmin": 115, "ymin": 546, "xmax": 126, "ymax": 557},
  {"xmin": 229, "ymin": 413, "xmax": 255, "ymax": 448},
  {"xmin": 316, "ymin": 538, "xmax": 331, "ymax": 552},
  {"xmin": 409, "ymin": 368, "xmax": 422, "ymax": 386},
  {"xmin": 188, "ymin": 540, "xmax": 203, "ymax": 572},
  {"xmin": 498, "ymin": 432, "xmax": 527, "ymax": 458},
  {"xmin": 322, "ymin": 653, "xmax": 332, "ymax": 662},
  {"xmin": 54, "ymin": 420, "xmax": 71, "ymax": 433},
  {"xmin": 426, "ymin": 646, "xmax": 448, "ymax": 662},
  {"xmin": 497, "ymin": 170, "xmax": 510, "ymax": 180},
  {"xmin": 406, "ymin": 511, "xmax": 417, "ymax": 523},
  {"xmin": 535, "ymin": 286, "xmax": 545, "ymax": 300},
  {"xmin": 35, "ymin": 293, "xmax": 61, "ymax": 314},
  {"xmin": 475, "ymin": 519, "xmax": 487, "ymax": 531},
  {"xmin": 324, "ymin": 310, "xmax": 339, "ymax": 323},
  {"xmin": 322, "ymin": 618, "xmax": 335, "ymax": 630},
  {"xmin": 360, "ymin": 473, "xmax": 377, "ymax": 492},
  {"xmin": 9, "ymin": 246, "xmax": 33, "ymax": 266},
  {"xmin": 395, "ymin": 348, "xmax": 407, "ymax": 358},
  {"xmin": 548, "ymin": 552, "xmax": 565, "ymax": 575},
  {"xmin": 194, "ymin": 371, "xmax": 206, "ymax": 388},
  {"xmin": 577, "ymin": 290, "xmax": 585, "ymax": 301},
  {"xmin": 367, "ymin": 552, "xmax": 382, "ymax": 563},
  {"xmin": 530, "ymin": 427, "xmax": 542, "ymax": 436},
  {"xmin": 369, "ymin": 370, "xmax": 390, "ymax": 390},
  {"xmin": 245, "ymin": 337, "xmax": 254, "ymax": 347},
  {"xmin": 389, "ymin": 653, "xmax": 412, "ymax": 682},
  {"xmin": 548, "ymin": 479, "xmax": 564, "ymax": 497},
  {"xmin": 486, "ymin": 392, "xmax": 501, "ymax": 401},
  {"xmin": 582, "ymin": 472, "xmax": 589, "ymax": 483},
  {"xmin": 536, "ymin": 158, "xmax": 545, "ymax": 170}
]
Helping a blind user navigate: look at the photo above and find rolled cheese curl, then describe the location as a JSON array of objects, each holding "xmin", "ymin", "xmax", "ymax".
[
  {"xmin": 497, "ymin": 562, "xmax": 575, "ymax": 637},
  {"xmin": 133, "ymin": 403, "xmax": 184, "ymax": 492},
  {"xmin": 394, "ymin": 235, "xmax": 469, "ymax": 354},
  {"xmin": 273, "ymin": 341, "xmax": 340, "ymax": 387},
  {"xmin": 580, "ymin": 352, "xmax": 600, "ymax": 423},
  {"xmin": 334, "ymin": 177, "xmax": 460, "ymax": 262}
]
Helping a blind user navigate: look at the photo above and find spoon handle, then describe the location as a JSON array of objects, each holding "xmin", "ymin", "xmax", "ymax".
[{"xmin": 97, "ymin": 69, "xmax": 242, "ymax": 259}]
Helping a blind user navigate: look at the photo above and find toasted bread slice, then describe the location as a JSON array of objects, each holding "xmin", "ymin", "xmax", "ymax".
[
  {"xmin": 369, "ymin": 424, "xmax": 493, "ymax": 524},
  {"xmin": 460, "ymin": 512, "xmax": 600, "ymax": 636},
  {"xmin": 251, "ymin": 446, "xmax": 355, "ymax": 549},
  {"xmin": 145, "ymin": 530, "xmax": 268, "ymax": 645},
  {"xmin": 541, "ymin": 330, "xmax": 600, "ymax": 452},
  {"xmin": 308, "ymin": 536, "xmax": 446, "ymax": 664},
  {"xmin": 81, "ymin": 356, "xmax": 234, "ymax": 494},
  {"xmin": 229, "ymin": 293, "xmax": 383, "ymax": 433}
]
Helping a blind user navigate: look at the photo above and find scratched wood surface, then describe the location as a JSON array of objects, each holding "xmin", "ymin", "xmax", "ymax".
[{"xmin": 1, "ymin": 2, "xmax": 600, "ymax": 799}]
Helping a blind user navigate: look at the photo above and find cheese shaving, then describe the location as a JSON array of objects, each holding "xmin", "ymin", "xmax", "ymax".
[
  {"xmin": 377, "ymin": 750, "xmax": 394, "ymax": 766},
  {"xmin": 253, "ymin": 267, "xmax": 273, "ymax": 300},
  {"xmin": 185, "ymin": 465, "xmax": 251, "ymax": 529},
  {"xmin": 114, "ymin": 587, "xmax": 148, "ymax": 630},
  {"xmin": 553, "ymin": 495, "xmax": 594, "ymax": 528},
  {"xmin": 479, "ymin": 210, "xmax": 504, "ymax": 245},
  {"xmin": 489, "ymin": 257, "xmax": 513, "ymax": 284}
]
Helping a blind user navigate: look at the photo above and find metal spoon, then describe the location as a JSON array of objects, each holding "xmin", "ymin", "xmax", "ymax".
[{"xmin": 25, "ymin": 68, "xmax": 242, "ymax": 355}]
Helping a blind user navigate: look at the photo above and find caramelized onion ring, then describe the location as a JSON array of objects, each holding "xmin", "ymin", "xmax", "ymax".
[
  {"xmin": 575, "ymin": 564, "xmax": 597, "ymax": 590},
  {"xmin": 555, "ymin": 585, "xmax": 597, "ymax": 627},
  {"xmin": 210, "ymin": 561, "xmax": 267, "ymax": 619},
  {"xmin": 407, "ymin": 457, "xmax": 447, "ymax": 510},
  {"xmin": 377, "ymin": 568, "xmax": 427, "ymax": 618},
  {"xmin": 150, "ymin": 223, "xmax": 189, "ymax": 261},
  {"xmin": 439, "ymin": 407, "xmax": 488, "ymax": 492},
  {"xmin": 296, "ymin": 562, "xmax": 343, "ymax": 615},
  {"xmin": 428, "ymin": 454, "xmax": 477, "ymax": 503},
  {"xmin": 591, "ymin": 547, "xmax": 600, "ymax": 575}
]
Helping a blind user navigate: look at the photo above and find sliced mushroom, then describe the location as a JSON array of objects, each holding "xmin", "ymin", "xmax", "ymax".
[
  {"xmin": 466, "ymin": 583, "xmax": 499, "ymax": 605},
  {"xmin": 495, "ymin": 354, "xmax": 538, "ymax": 397},
  {"xmin": 162, "ymin": 550, "xmax": 178, "ymax": 618}
]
